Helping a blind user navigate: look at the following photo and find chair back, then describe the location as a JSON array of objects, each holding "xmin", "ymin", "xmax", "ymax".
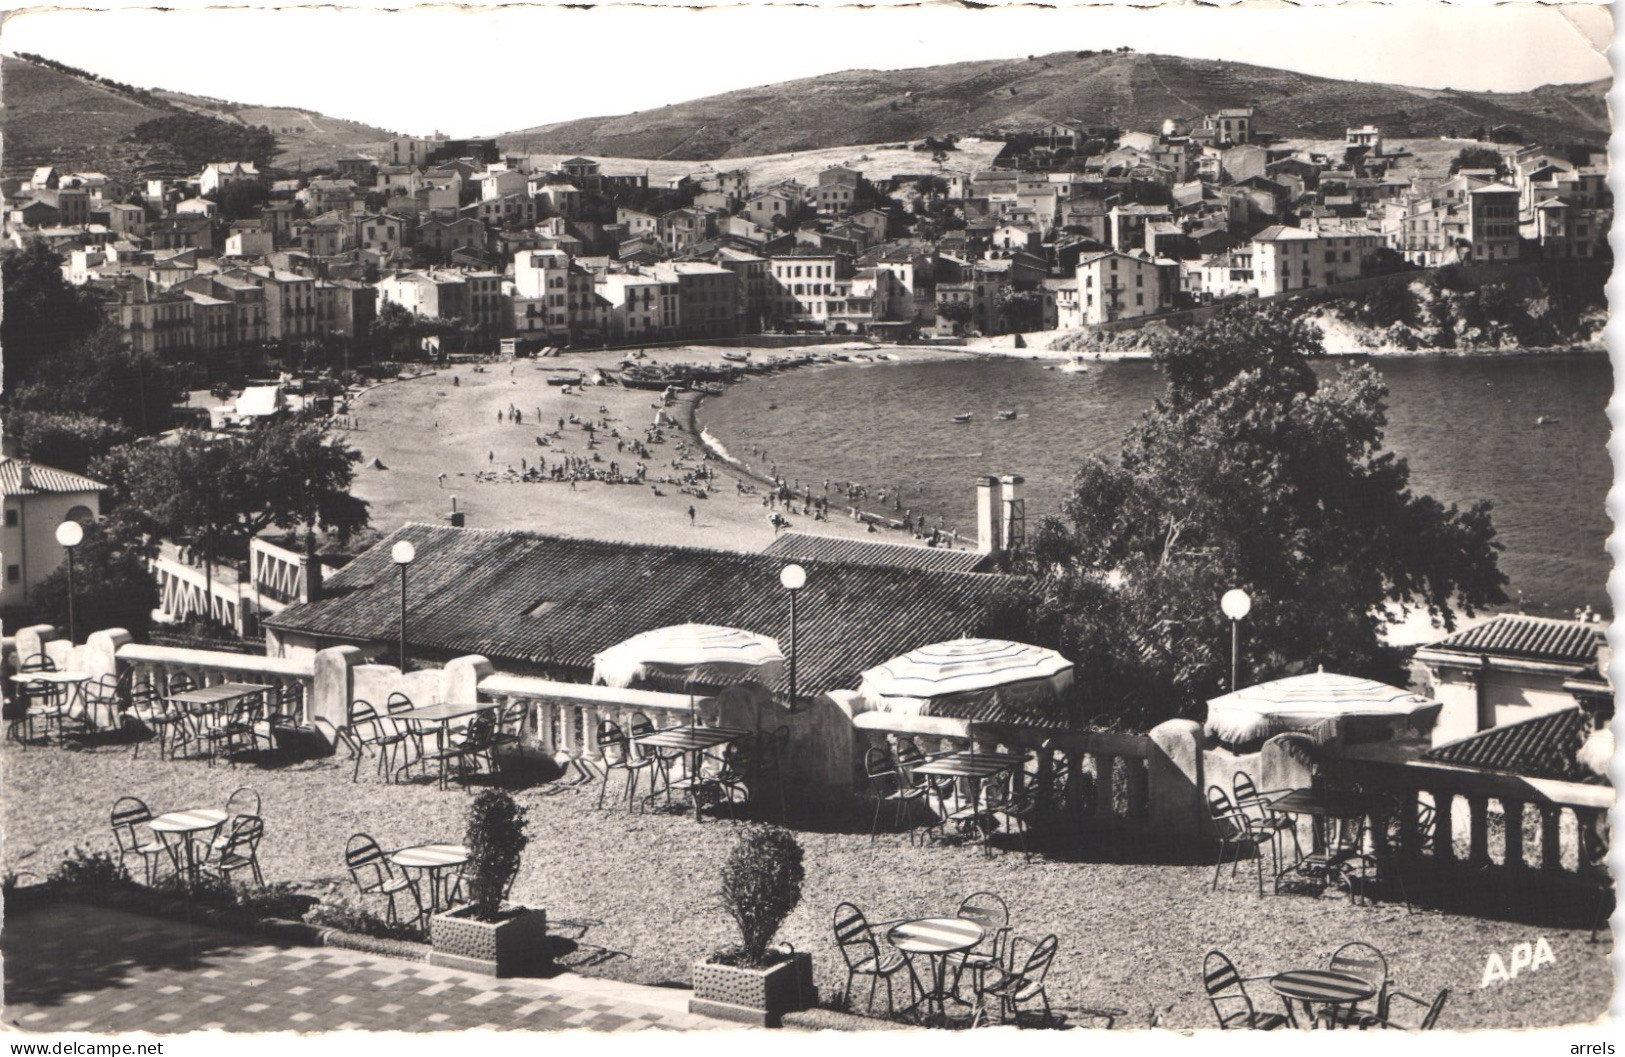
[
  {"xmin": 1329, "ymin": 941, "xmax": 1388, "ymax": 1010},
  {"xmin": 461, "ymin": 710, "xmax": 497, "ymax": 751},
  {"xmin": 127, "ymin": 679, "xmax": 163, "ymax": 720},
  {"xmin": 497, "ymin": 699, "xmax": 527, "ymax": 738},
  {"xmin": 864, "ymin": 747, "xmax": 898, "ymax": 793},
  {"xmin": 19, "ymin": 653, "xmax": 56, "ymax": 673},
  {"xmin": 1232, "ymin": 771, "xmax": 1267, "ymax": 811},
  {"xmin": 167, "ymin": 672, "xmax": 196, "ymax": 694},
  {"xmin": 221, "ymin": 814, "xmax": 264, "ymax": 856},
  {"xmin": 832, "ymin": 901, "xmax": 879, "ymax": 970},
  {"xmin": 349, "ymin": 699, "xmax": 384, "ymax": 742},
  {"xmin": 225, "ymin": 787, "xmax": 262, "ymax": 820},
  {"xmin": 1202, "ymin": 949, "xmax": 1256, "ymax": 1029},
  {"xmin": 272, "ymin": 682, "xmax": 304, "ymax": 721},
  {"xmin": 1014, "ymin": 934, "xmax": 1058, "ymax": 985},
  {"xmin": 1417, "ymin": 988, "xmax": 1450, "ymax": 1030},
  {"xmin": 345, "ymin": 832, "xmax": 393, "ymax": 891},
  {"xmin": 111, "ymin": 796, "xmax": 154, "ymax": 853},
  {"xmin": 597, "ymin": 719, "xmax": 631, "ymax": 765},
  {"xmin": 957, "ymin": 891, "xmax": 1009, "ymax": 961},
  {"xmin": 1206, "ymin": 786, "xmax": 1251, "ymax": 840}
]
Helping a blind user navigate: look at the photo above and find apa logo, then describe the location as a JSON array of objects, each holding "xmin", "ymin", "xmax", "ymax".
[{"xmin": 1480, "ymin": 936, "xmax": 1556, "ymax": 987}]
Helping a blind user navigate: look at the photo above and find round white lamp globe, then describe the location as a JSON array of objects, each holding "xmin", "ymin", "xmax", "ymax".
[
  {"xmin": 779, "ymin": 563, "xmax": 807, "ymax": 591},
  {"xmin": 1221, "ymin": 588, "xmax": 1252, "ymax": 621},
  {"xmin": 55, "ymin": 521, "xmax": 84, "ymax": 548},
  {"xmin": 391, "ymin": 540, "xmax": 417, "ymax": 565}
]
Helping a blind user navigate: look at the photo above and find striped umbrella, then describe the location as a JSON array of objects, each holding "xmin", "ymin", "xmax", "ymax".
[
  {"xmin": 856, "ymin": 638, "xmax": 1075, "ymax": 719},
  {"xmin": 1205, "ymin": 668, "xmax": 1440, "ymax": 744},
  {"xmin": 592, "ymin": 623, "xmax": 785, "ymax": 728}
]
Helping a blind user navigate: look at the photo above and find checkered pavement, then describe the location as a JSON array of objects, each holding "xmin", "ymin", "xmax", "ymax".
[{"xmin": 4, "ymin": 906, "xmax": 727, "ymax": 1033}]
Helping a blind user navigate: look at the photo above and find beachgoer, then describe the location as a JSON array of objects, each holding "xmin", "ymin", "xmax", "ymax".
[
  {"xmin": 688, "ymin": 505, "xmax": 696, "ymax": 526},
  {"xmin": 488, "ymin": 451, "xmax": 494, "ymax": 463}
]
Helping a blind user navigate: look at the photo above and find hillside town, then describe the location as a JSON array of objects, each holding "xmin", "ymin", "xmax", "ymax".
[{"xmin": 5, "ymin": 108, "xmax": 1609, "ymax": 358}]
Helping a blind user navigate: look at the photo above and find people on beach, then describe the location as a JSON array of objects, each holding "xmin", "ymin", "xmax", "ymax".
[{"xmin": 688, "ymin": 505, "xmax": 696, "ymax": 526}]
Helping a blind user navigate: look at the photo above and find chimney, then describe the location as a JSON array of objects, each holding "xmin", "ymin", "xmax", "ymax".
[
  {"xmin": 975, "ymin": 475, "xmax": 1001, "ymax": 555},
  {"xmin": 1000, "ymin": 474, "xmax": 1026, "ymax": 552}
]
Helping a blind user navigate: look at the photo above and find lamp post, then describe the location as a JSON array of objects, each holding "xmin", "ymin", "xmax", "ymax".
[
  {"xmin": 1221, "ymin": 588, "xmax": 1252, "ymax": 693},
  {"xmin": 391, "ymin": 540, "xmax": 416, "ymax": 671},
  {"xmin": 779, "ymin": 563, "xmax": 806, "ymax": 709},
  {"xmin": 56, "ymin": 520, "xmax": 84, "ymax": 643}
]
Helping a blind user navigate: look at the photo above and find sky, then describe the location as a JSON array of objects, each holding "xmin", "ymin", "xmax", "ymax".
[{"xmin": 0, "ymin": 2, "xmax": 1615, "ymax": 138}]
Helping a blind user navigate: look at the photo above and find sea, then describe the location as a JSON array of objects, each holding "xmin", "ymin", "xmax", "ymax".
[{"xmin": 698, "ymin": 351, "xmax": 1614, "ymax": 619}]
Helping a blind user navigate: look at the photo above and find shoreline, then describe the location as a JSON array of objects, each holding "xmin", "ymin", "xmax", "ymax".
[{"xmin": 963, "ymin": 333, "xmax": 1607, "ymax": 363}]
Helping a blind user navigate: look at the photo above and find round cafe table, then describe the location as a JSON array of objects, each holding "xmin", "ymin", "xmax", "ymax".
[
  {"xmin": 1269, "ymin": 969, "xmax": 1377, "ymax": 1029},
  {"xmin": 887, "ymin": 917, "xmax": 985, "ymax": 1026},
  {"xmin": 391, "ymin": 843, "xmax": 469, "ymax": 916},
  {"xmin": 149, "ymin": 808, "xmax": 229, "ymax": 882}
]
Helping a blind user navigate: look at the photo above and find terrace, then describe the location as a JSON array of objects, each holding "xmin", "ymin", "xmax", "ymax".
[{"xmin": 1, "ymin": 620, "xmax": 1613, "ymax": 1032}]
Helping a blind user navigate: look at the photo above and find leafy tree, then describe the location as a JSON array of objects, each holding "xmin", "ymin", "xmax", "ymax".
[
  {"xmin": 2, "ymin": 242, "xmax": 104, "ymax": 391},
  {"xmin": 1449, "ymin": 147, "xmax": 1508, "ymax": 179},
  {"xmin": 1006, "ymin": 304, "xmax": 1507, "ymax": 729},
  {"xmin": 9, "ymin": 325, "xmax": 183, "ymax": 434},
  {"xmin": 128, "ymin": 113, "xmax": 277, "ymax": 168},
  {"xmin": 937, "ymin": 299, "xmax": 974, "ymax": 325},
  {"xmin": 996, "ymin": 286, "xmax": 1045, "ymax": 333},
  {"xmin": 27, "ymin": 516, "xmax": 160, "ymax": 640},
  {"xmin": 213, "ymin": 181, "xmax": 270, "ymax": 222},
  {"xmin": 5, "ymin": 410, "xmax": 133, "ymax": 474}
]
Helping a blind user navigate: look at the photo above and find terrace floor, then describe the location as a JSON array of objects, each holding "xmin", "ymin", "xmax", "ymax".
[
  {"xmin": 1, "ymin": 739, "xmax": 1613, "ymax": 1031},
  {"xmin": 4, "ymin": 905, "xmax": 725, "ymax": 1033}
]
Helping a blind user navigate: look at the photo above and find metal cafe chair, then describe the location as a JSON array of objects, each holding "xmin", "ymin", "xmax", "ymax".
[
  {"xmin": 832, "ymin": 901, "xmax": 910, "ymax": 1019},
  {"xmin": 1317, "ymin": 941, "xmax": 1391, "ymax": 1028},
  {"xmin": 628, "ymin": 711, "xmax": 679, "ymax": 805},
  {"xmin": 203, "ymin": 814, "xmax": 265, "ymax": 887},
  {"xmin": 947, "ymin": 891, "xmax": 1010, "ymax": 999},
  {"xmin": 110, "ymin": 796, "xmax": 168, "ymax": 885},
  {"xmin": 971, "ymin": 933, "xmax": 1058, "ymax": 1027},
  {"xmin": 345, "ymin": 833, "xmax": 422, "ymax": 926},
  {"xmin": 865, "ymin": 746, "xmax": 930, "ymax": 843},
  {"xmin": 1207, "ymin": 786, "xmax": 1275, "ymax": 897},
  {"xmin": 123, "ymin": 674, "xmax": 182, "ymax": 760},
  {"xmin": 207, "ymin": 787, "xmax": 263, "ymax": 864},
  {"xmin": 1359, "ymin": 988, "xmax": 1449, "ymax": 1031},
  {"xmin": 595, "ymin": 719, "xmax": 657, "ymax": 811},
  {"xmin": 1201, "ymin": 949, "xmax": 1288, "ymax": 1030}
]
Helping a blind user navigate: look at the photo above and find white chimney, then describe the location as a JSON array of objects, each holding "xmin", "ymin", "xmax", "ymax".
[
  {"xmin": 999, "ymin": 474, "xmax": 1026, "ymax": 552},
  {"xmin": 975, "ymin": 475, "xmax": 1001, "ymax": 555}
]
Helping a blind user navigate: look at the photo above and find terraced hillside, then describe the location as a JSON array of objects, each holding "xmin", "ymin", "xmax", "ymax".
[
  {"xmin": 2, "ymin": 55, "xmax": 396, "ymax": 181},
  {"xmin": 501, "ymin": 49, "xmax": 1610, "ymax": 160}
]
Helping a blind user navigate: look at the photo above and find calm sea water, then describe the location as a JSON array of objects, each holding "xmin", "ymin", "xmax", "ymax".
[{"xmin": 699, "ymin": 353, "xmax": 1614, "ymax": 617}]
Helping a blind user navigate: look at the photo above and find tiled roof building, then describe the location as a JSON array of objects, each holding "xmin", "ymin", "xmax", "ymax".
[
  {"xmin": 1423, "ymin": 707, "xmax": 1608, "ymax": 786},
  {"xmin": 264, "ymin": 524, "xmax": 1022, "ymax": 698},
  {"xmin": 761, "ymin": 532, "xmax": 991, "ymax": 574}
]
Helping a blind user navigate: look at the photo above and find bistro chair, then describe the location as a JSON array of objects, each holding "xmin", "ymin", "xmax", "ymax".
[
  {"xmin": 1202, "ymin": 949, "xmax": 1288, "ymax": 1030},
  {"xmin": 627, "ymin": 712, "xmax": 679, "ymax": 805},
  {"xmin": 972, "ymin": 933, "xmax": 1058, "ymax": 1027},
  {"xmin": 865, "ymin": 746, "xmax": 930, "ymax": 843},
  {"xmin": 123, "ymin": 675, "xmax": 181, "ymax": 759},
  {"xmin": 1207, "ymin": 786, "xmax": 1274, "ymax": 897},
  {"xmin": 697, "ymin": 738, "xmax": 755, "ymax": 820},
  {"xmin": 383, "ymin": 693, "xmax": 428, "ymax": 779},
  {"xmin": 1234, "ymin": 770, "xmax": 1300, "ymax": 861},
  {"xmin": 1359, "ymin": 988, "xmax": 1449, "ymax": 1031},
  {"xmin": 202, "ymin": 693, "xmax": 263, "ymax": 767},
  {"xmin": 80, "ymin": 675, "xmax": 121, "ymax": 734},
  {"xmin": 345, "ymin": 833, "xmax": 422, "ymax": 926},
  {"xmin": 421, "ymin": 710, "xmax": 498, "ymax": 790},
  {"xmin": 206, "ymin": 787, "xmax": 263, "ymax": 863},
  {"xmin": 1373, "ymin": 798, "xmax": 1438, "ymax": 912},
  {"xmin": 262, "ymin": 683, "xmax": 304, "ymax": 756},
  {"xmin": 203, "ymin": 814, "xmax": 265, "ymax": 887},
  {"xmin": 947, "ymin": 892, "xmax": 1010, "ymax": 999},
  {"xmin": 345, "ymin": 699, "xmax": 411, "ymax": 783},
  {"xmin": 490, "ymin": 698, "xmax": 529, "ymax": 762},
  {"xmin": 832, "ymin": 901, "xmax": 910, "ymax": 1018},
  {"xmin": 110, "ymin": 796, "xmax": 168, "ymax": 885},
  {"xmin": 18, "ymin": 653, "xmax": 70, "ymax": 743},
  {"xmin": 595, "ymin": 719, "xmax": 657, "ymax": 811},
  {"xmin": 1315, "ymin": 941, "xmax": 1390, "ymax": 1027}
]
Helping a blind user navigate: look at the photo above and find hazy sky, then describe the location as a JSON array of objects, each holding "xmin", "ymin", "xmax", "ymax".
[{"xmin": 0, "ymin": 2, "xmax": 1613, "ymax": 138}]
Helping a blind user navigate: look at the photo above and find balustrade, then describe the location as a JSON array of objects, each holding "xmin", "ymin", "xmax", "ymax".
[{"xmin": 115, "ymin": 643, "xmax": 315, "ymax": 724}]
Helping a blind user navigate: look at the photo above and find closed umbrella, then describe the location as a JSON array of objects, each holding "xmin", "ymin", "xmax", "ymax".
[{"xmin": 1205, "ymin": 668, "xmax": 1440, "ymax": 744}]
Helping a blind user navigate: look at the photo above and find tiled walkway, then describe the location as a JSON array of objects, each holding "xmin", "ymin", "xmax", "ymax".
[{"xmin": 4, "ymin": 906, "xmax": 729, "ymax": 1033}]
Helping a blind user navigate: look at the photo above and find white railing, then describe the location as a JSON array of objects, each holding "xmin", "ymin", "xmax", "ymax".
[
  {"xmin": 476, "ymin": 673, "xmax": 699, "ymax": 763},
  {"xmin": 249, "ymin": 537, "xmax": 305, "ymax": 609},
  {"xmin": 116, "ymin": 643, "xmax": 316, "ymax": 723},
  {"xmin": 152, "ymin": 552, "xmax": 245, "ymax": 630}
]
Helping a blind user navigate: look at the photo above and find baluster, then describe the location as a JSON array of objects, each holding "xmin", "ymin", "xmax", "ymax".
[
  {"xmin": 1503, "ymin": 800, "xmax": 1525, "ymax": 869},
  {"xmin": 1540, "ymin": 805, "xmax": 1562, "ymax": 872},
  {"xmin": 1576, "ymin": 808, "xmax": 1603, "ymax": 877},
  {"xmin": 1093, "ymin": 753, "xmax": 1115, "ymax": 821},
  {"xmin": 1066, "ymin": 750, "xmax": 1085, "ymax": 818},
  {"xmin": 1467, "ymin": 797, "xmax": 1489, "ymax": 865},
  {"xmin": 1432, "ymin": 791, "xmax": 1454, "ymax": 863},
  {"xmin": 1124, "ymin": 757, "xmax": 1148, "ymax": 821}
]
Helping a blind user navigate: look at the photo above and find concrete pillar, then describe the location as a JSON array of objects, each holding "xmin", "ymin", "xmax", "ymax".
[
  {"xmin": 441, "ymin": 655, "xmax": 493, "ymax": 705},
  {"xmin": 15, "ymin": 624, "xmax": 59, "ymax": 664},
  {"xmin": 1147, "ymin": 719, "xmax": 1205, "ymax": 839},
  {"xmin": 311, "ymin": 645, "xmax": 364, "ymax": 740},
  {"xmin": 85, "ymin": 628, "xmax": 132, "ymax": 683}
]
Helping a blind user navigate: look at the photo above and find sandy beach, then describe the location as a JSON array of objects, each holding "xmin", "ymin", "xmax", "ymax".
[{"xmin": 342, "ymin": 342, "xmax": 976, "ymax": 553}]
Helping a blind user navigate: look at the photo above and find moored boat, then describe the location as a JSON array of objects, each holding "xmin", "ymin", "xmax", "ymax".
[
  {"xmin": 997, "ymin": 410, "xmax": 1017, "ymax": 421},
  {"xmin": 952, "ymin": 413, "xmax": 973, "ymax": 423}
]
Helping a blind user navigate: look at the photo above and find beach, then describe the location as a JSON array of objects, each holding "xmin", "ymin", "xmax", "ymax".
[{"xmin": 342, "ymin": 342, "xmax": 976, "ymax": 553}]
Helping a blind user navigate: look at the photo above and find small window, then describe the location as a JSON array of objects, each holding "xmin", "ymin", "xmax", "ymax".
[
  {"xmin": 5, "ymin": 565, "xmax": 17, "ymax": 583},
  {"xmin": 3, "ymin": 509, "xmax": 15, "ymax": 527}
]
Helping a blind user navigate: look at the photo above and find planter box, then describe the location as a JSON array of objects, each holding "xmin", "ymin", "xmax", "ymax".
[
  {"xmin": 429, "ymin": 904, "xmax": 547, "ymax": 977},
  {"xmin": 689, "ymin": 952, "xmax": 816, "ymax": 1027}
]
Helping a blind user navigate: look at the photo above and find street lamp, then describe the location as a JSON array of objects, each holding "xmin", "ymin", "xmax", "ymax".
[
  {"xmin": 56, "ymin": 520, "xmax": 84, "ymax": 643},
  {"xmin": 1221, "ymin": 588, "xmax": 1252, "ymax": 693},
  {"xmin": 391, "ymin": 540, "xmax": 416, "ymax": 671},
  {"xmin": 779, "ymin": 563, "xmax": 806, "ymax": 710}
]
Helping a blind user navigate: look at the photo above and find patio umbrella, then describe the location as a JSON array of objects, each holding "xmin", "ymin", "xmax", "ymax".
[
  {"xmin": 856, "ymin": 638, "xmax": 1075, "ymax": 752},
  {"xmin": 1204, "ymin": 668, "xmax": 1441, "ymax": 745},
  {"xmin": 591, "ymin": 623, "xmax": 785, "ymax": 729}
]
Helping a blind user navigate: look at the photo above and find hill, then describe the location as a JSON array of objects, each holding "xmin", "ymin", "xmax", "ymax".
[
  {"xmin": 497, "ymin": 49, "xmax": 1611, "ymax": 160},
  {"xmin": 1, "ymin": 54, "xmax": 396, "ymax": 181}
]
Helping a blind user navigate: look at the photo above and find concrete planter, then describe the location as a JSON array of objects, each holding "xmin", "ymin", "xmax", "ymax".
[
  {"xmin": 689, "ymin": 952, "xmax": 816, "ymax": 1027},
  {"xmin": 429, "ymin": 904, "xmax": 547, "ymax": 977}
]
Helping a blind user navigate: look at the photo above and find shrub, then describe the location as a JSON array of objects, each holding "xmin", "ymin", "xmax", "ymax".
[
  {"xmin": 236, "ymin": 881, "xmax": 318, "ymax": 921},
  {"xmin": 305, "ymin": 896, "xmax": 426, "ymax": 943},
  {"xmin": 152, "ymin": 870, "xmax": 239, "ymax": 911},
  {"xmin": 464, "ymin": 789, "xmax": 529, "ymax": 922},
  {"xmin": 718, "ymin": 825, "xmax": 805, "ymax": 968},
  {"xmin": 47, "ymin": 847, "xmax": 130, "ymax": 887}
]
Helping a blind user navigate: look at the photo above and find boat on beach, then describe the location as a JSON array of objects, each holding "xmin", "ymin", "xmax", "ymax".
[
  {"xmin": 952, "ymin": 413, "xmax": 973, "ymax": 423},
  {"xmin": 722, "ymin": 352, "xmax": 750, "ymax": 363},
  {"xmin": 546, "ymin": 372, "xmax": 582, "ymax": 386},
  {"xmin": 997, "ymin": 410, "xmax": 1017, "ymax": 421},
  {"xmin": 1060, "ymin": 358, "xmax": 1091, "ymax": 374}
]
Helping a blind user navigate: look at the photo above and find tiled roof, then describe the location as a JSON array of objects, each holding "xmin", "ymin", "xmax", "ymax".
[
  {"xmin": 1422, "ymin": 614, "xmax": 1605, "ymax": 667},
  {"xmin": 264, "ymin": 524, "xmax": 1023, "ymax": 695},
  {"xmin": 761, "ymin": 532, "xmax": 991, "ymax": 574},
  {"xmin": 1423, "ymin": 707, "xmax": 1608, "ymax": 786},
  {"xmin": 0, "ymin": 456, "xmax": 108, "ymax": 496}
]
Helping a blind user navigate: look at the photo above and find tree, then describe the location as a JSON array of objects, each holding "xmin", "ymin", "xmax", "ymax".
[
  {"xmin": 213, "ymin": 181, "xmax": 270, "ymax": 222},
  {"xmin": 27, "ymin": 516, "xmax": 160, "ymax": 640},
  {"xmin": 9, "ymin": 325, "xmax": 183, "ymax": 433},
  {"xmin": 1007, "ymin": 304, "xmax": 1507, "ymax": 730},
  {"xmin": 996, "ymin": 286, "xmax": 1045, "ymax": 333},
  {"xmin": 1450, "ymin": 147, "xmax": 1508, "ymax": 179},
  {"xmin": 2, "ymin": 242, "xmax": 104, "ymax": 392},
  {"xmin": 5, "ymin": 410, "xmax": 133, "ymax": 475},
  {"xmin": 937, "ymin": 300, "xmax": 974, "ymax": 325}
]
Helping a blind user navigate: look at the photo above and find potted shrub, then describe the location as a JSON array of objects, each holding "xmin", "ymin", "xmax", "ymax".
[
  {"xmin": 689, "ymin": 824, "xmax": 816, "ymax": 1027},
  {"xmin": 429, "ymin": 790, "xmax": 547, "ymax": 977}
]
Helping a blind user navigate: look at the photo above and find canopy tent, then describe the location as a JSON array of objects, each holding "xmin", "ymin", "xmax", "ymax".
[
  {"xmin": 1205, "ymin": 669, "xmax": 1440, "ymax": 745},
  {"xmin": 857, "ymin": 637, "xmax": 1074, "ymax": 719}
]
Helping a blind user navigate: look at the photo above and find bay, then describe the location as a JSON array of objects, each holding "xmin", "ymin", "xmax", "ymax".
[{"xmin": 698, "ymin": 352, "xmax": 1614, "ymax": 618}]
